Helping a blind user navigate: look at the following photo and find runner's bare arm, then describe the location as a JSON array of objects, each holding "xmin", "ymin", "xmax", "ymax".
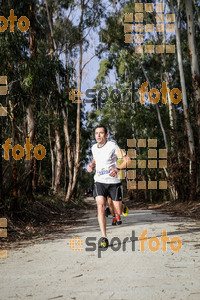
[
  {"xmin": 109, "ymin": 149, "xmax": 131, "ymax": 177},
  {"xmin": 117, "ymin": 156, "xmax": 131, "ymax": 170},
  {"xmin": 116, "ymin": 149, "xmax": 131, "ymax": 170},
  {"xmin": 87, "ymin": 159, "xmax": 96, "ymax": 173}
]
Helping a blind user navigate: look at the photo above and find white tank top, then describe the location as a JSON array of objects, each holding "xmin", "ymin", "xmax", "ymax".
[{"xmin": 92, "ymin": 141, "xmax": 121, "ymax": 184}]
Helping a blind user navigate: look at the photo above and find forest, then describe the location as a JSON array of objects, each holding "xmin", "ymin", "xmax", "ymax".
[{"xmin": 0, "ymin": 0, "xmax": 200, "ymax": 223}]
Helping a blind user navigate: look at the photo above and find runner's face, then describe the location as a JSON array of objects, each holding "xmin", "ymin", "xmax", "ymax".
[{"xmin": 95, "ymin": 128, "xmax": 108, "ymax": 145}]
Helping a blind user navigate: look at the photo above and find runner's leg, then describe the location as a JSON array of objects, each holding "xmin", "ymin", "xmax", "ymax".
[
  {"xmin": 107, "ymin": 196, "xmax": 115, "ymax": 216},
  {"xmin": 109, "ymin": 184, "xmax": 123, "ymax": 215},
  {"xmin": 96, "ymin": 196, "xmax": 107, "ymax": 237},
  {"xmin": 112, "ymin": 200, "xmax": 122, "ymax": 215}
]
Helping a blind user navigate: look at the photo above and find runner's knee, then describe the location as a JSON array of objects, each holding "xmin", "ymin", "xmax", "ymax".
[{"xmin": 97, "ymin": 203, "xmax": 105, "ymax": 214}]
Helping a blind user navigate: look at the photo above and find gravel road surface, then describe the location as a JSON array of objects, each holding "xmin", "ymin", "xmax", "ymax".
[{"xmin": 1, "ymin": 199, "xmax": 200, "ymax": 300}]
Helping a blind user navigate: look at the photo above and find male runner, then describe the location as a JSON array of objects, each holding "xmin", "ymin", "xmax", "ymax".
[{"xmin": 87, "ymin": 125, "xmax": 130, "ymax": 248}]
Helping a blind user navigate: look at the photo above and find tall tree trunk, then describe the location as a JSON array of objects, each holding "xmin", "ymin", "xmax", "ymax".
[
  {"xmin": 159, "ymin": 9, "xmax": 176, "ymax": 134},
  {"xmin": 0, "ymin": 2, "xmax": 7, "ymax": 207},
  {"xmin": 25, "ymin": 2, "xmax": 36, "ymax": 198},
  {"xmin": 70, "ymin": 42, "xmax": 82, "ymax": 193},
  {"xmin": 164, "ymin": 72, "xmax": 175, "ymax": 131},
  {"xmin": 0, "ymin": 118, "xmax": 3, "ymax": 206},
  {"xmin": 48, "ymin": 114, "xmax": 55, "ymax": 189},
  {"xmin": 63, "ymin": 46, "xmax": 73, "ymax": 195},
  {"xmin": 9, "ymin": 101, "xmax": 19, "ymax": 210},
  {"xmin": 25, "ymin": 103, "xmax": 35, "ymax": 197},
  {"xmin": 64, "ymin": 1, "xmax": 84, "ymax": 201},
  {"xmin": 45, "ymin": 0, "xmax": 63, "ymax": 193},
  {"xmin": 62, "ymin": 107, "xmax": 73, "ymax": 197},
  {"xmin": 193, "ymin": 0, "xmax": 200, "ymax": 27},
  {"xmin": 170, "ymin": 0, "xmax": 196, "ymax": 201},
  {"xmin": 185, "ymin": 0, "xmax": 200, "ymax": 155},
  {"xmin": 54, "ymin": 126, "xmax": 63, "ymax": 193}
]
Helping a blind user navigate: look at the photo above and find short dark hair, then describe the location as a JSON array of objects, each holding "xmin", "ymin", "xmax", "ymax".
[{"xmin": 94, "ymin": 125, "xmax": 107, "ymax": 134}]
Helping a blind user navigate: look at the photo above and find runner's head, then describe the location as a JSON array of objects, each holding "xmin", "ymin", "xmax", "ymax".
[{"xmin": 94, "ymin": 125, "xmax": 108, "ymax": 146}]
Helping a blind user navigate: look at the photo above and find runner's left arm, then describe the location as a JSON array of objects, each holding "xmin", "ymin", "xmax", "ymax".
[
  {"xmin": 87, "ymin": 158, "xmax": 96, "ymax": 172},
  {"xmin": 117, "ymin": 149, "xmax": 131, "ymax": 170},
  {"xmin": 109, "ymin": 148, "xmax": 131, "ymax": 177}
]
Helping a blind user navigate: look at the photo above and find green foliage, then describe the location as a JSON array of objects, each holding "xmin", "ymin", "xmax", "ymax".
[
  {"xmin": 86, "ymin": 0, "xmax": 200, "ymax": 203},
  {"xmin": 95, "ymin": 59, "xmax": 112, "ymax": 84},
  {"xmin": 0, "ymin": 0, "xmax": 200, "ymax": 214}
]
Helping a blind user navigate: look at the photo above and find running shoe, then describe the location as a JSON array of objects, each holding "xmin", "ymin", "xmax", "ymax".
[
  {"xmin": 112, "ymin": 216, "xmax": 117, "ymax": 225},
  {"xmin": 99, "ymin": 237, "xmax": 109, "ymax": 248},
  {"xmin": 105, "ymin": 206, "xmax": 111, "ymax": 217},
  {"xmin": 122, "ymin": 204, "xmax": 129, "ymax": 217},
  {"xmin": 116, "ymin": 214, "xmax": 122, "ymax": 225}
]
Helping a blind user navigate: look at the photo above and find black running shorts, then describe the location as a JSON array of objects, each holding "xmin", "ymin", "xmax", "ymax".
[{"xmin": 93, "ymin": 182, "xmax": 123, "ymax": 201}]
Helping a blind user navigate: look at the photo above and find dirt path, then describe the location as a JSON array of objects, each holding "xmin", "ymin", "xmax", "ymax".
[{"xmin": 1, "ymin": 198, "xmax": 200, "ymax": 300}]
